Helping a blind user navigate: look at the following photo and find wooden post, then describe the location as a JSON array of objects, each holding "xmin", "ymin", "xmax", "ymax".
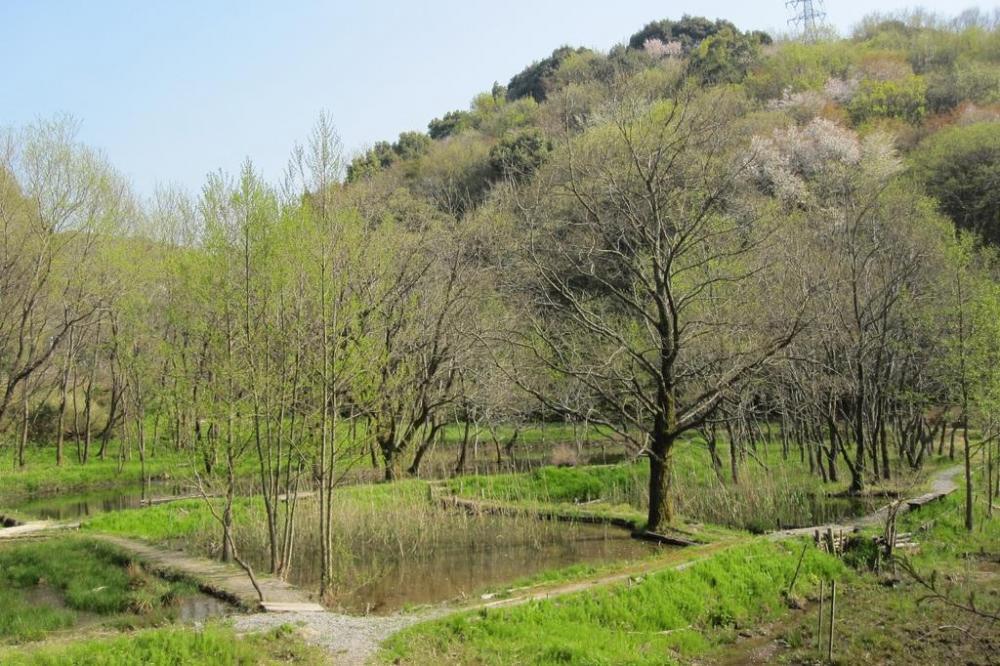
[
  {"xmin": 828, "ymin": 579, "xmax": 837, "ymax": 662},
  {"xmin": 816, "ymin": 579, "xmax": 825, "ymax": 654}
]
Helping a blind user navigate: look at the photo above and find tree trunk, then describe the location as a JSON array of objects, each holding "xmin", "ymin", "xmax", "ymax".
[
  {"xmin": 964, "ymin": 418, "xmax": 973, "ymax": 531},
  {"xmin": 17, "ymin": 387, "xmax": 29, "ymax": 468},
  {"xmin": 646, "ymin": 411, "xmax": 676, "ymax": 532},
  {"xmin": 453, "ymin": 418, "xmax": 471, "ymax": 476}
]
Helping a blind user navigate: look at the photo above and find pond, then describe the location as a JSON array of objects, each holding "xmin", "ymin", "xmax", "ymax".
[
  {"xmin": 340, "ymin": 524, "xmax": 658, "ymax": 613},
  {"xmin": 239, "ymin": 513, "xmax": 664, "ymax": 614}
]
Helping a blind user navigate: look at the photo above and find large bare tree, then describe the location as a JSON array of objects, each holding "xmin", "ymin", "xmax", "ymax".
[{"xmin": 501, "ymin": 88, "xmax": 806, "ymax": 531}]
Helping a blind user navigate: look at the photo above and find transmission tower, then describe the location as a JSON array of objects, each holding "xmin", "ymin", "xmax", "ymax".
[{"xmin": 786, "ymin": 0, "xmax": 827, "ymax": 41}]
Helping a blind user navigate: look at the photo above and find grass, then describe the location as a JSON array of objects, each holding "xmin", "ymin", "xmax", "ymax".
[
  {"xmin": 382, "ymin": 539, "xmax": 847, "ymax": 665},
  {"xmin": 708, "ymin": 472, "xmax": 999, "ymax": 665},
  {"xmin": 0, "ymin": 446, "xmax": 195, "ymax": 499},
  {"xmin": 895, "ymin": 475, "xmax": 1000, "ymax": 569},
  {"xmin": 0, "ymin": 588, "xmax": 76, "ymax": 644},
  {"xmin": 0, "ymin": 537, "xmax": 204, "ymax": 643},
  {"xmin": 0, "ymin": 623, "xmax": 327, "ymax": 665}
]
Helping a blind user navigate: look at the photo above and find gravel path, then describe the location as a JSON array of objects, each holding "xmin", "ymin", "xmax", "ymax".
[{"xmin": 231, "ymin": 608, "xmax": 448, "ymax": 664}]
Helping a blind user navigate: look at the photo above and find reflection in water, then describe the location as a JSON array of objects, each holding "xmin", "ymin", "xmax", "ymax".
[
  {"xmin": 268, "ymin": 518, "xmax": 661, "ymax": 614},
  {"xmin": 337, "ymin": 528, "xmax": 657, "ymax": 613},
  {"xmin": 10, "ymin": 483, "xmax": 188, "ymax": 521},
  {"xmin": 176, "ymin": 593, "xmax": 232, "ymax": 622}
]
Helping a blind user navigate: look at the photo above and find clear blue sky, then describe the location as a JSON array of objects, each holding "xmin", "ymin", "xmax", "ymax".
[{"xmin": 1, "ymin": 1, "xmax": 992, "ymax": 196}]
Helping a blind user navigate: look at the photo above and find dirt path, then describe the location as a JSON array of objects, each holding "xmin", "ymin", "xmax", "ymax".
[
  {"xmin": 0, "ymin": 519, "xmax": 79, "ymax": 540},
  {"xmin": 768, "ymin": 465, "xmax": 962, "ymax": 540},
  {"xmin": 88, "ymin": 534, "xmax": 324, "ymax": 612}
]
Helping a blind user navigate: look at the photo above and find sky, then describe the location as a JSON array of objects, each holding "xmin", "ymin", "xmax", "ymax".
[{"xmin": 1, "ymin": 1, "xmax": 994, "ymax": 196}]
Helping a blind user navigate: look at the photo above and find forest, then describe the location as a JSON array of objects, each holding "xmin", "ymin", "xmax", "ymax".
[{"xmin": 0, "ymin": 8, "xmax": 998, "ymax": 665}]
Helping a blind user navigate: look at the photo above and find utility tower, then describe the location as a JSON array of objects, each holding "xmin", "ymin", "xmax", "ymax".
[{"xmin": 786, "ymin": 0, "xmax": 827, "ymax": 41}]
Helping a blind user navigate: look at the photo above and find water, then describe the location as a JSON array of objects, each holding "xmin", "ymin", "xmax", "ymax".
[
  {"xmin": 333, "ymin": 526, "xmax": 658, "ymax": 613},
  {"xmin": 252, "ymin": 516, "xmax": 663, "ymax": 614},
  {"xmin": 19, "ymin": 581, "xmax": 230, "ymax": 624},
  {"xmin": 175, "ymin": 593, "xmax": 232, "ymax": 622},
  {"xmin": 6, "ymin": 482, "xmax": 190, "ymax": 521}
]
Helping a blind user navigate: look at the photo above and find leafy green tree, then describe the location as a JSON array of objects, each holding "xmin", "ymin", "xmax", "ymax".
[
  {"xmin": 346, "ymin": 141, "xmax": 396, "ymax": 182},
  {"xmin": 488, "ymin": 128, "xmax": 551, "ymax": 182},
  {"xmin": 507, "ymin": 46, "xmax": 591, "ymax": 102},
  {"xmin": 504, "ymin": 89, "xmax": 805, "ymax": 532},
  {"xmin": 687, "ymin": 27, "xmax": 765, "ymax": 85},
  {"xmin": 428, "ymin": 110, "xmax": 473, "ymax": 139},
  {"xmin": 912, "ymin": 122, "xmax": 1000, "ymax": 244},
  {"xmin": 848, "ymin": 75, "xmax": 928, "ymax": 124},
  {"xmin": 394, "ymin": 131, "xmax": 431, "ymax": 160},
  {"xmin": 627, "ymin": 15, "xmax": 749, "ymax": 52}
]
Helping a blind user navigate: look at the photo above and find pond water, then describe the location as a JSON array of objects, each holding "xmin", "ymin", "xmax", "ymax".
[
  {"xmin": 752, "ymin": 494, "xmax": 872, "ymax": 533},
  {"xmin": 18, "ymin": 582, "xmax": 230, "ymax": 625},
  {"xmin": 264, "ymin": 517, "xmax": 663, "ymax": 614},
  {"xmin": 335, "ymin": 526, "xmax": 658, "ymax": 613},
  {"xmin": 4, "ymin": 484, "xmax": 665, "ymax": 615},
  {"xmin": 6, "ymin": 482, "xmax": 190, "ymax": 521}
]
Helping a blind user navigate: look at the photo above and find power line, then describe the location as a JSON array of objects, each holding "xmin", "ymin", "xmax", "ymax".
[{"xmin": 786, "ymin": 0, "xmax": 827, "ymax": 41}]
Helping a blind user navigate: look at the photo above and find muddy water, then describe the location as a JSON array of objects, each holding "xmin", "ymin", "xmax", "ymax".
[
  {"xmin": 338, "ymin": 528, "xmax": 657, "ymax": 613},
  {"xmin": 268, "ymin": 519, "xmax": 662, "ymax": 614},
  {"xmin": 175, "ymin": 593, "xmax": 232, "ymax": 622}
]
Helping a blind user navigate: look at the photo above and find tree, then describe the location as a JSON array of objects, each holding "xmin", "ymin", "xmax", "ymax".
[
  {"xmin": 500, "ymin": 88, "xmax": 806, "ymax": 532},
  {"xmin": 687, "ymin": 27, "xmax": 765, "ymax": 85},
  {"xmin": 912, "ymin": 122, "xmax": 1000, "ymax": 245},
  {"xmin": 507, "ymin": 46, "xmax": 591, "ymax": 102},
  {"xmin": 428, "ymin": 110, "xmax": 473, "ymax": 139},
  {"xmin": 754, "ymin": 118, "xmax": 952, "ymax": 492},
  {"xmin": 0, "ymin": 117, "xmax": 130, "ymax": 442},
  {"xmin": 488, "ymin": 128, "xmax": 552, "ymax": 182},
  {"xmin": 627, "ymin": 16, "xmax": 748, "ymax": 53}
]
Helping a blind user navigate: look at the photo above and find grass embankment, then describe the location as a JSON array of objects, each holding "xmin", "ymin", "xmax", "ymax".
[
  {"xmin": 81, "ymin": 480, "xmax": 433, "ymax": 543},
  {"xmin": 0, "ymin": 537, "xmax": 208, "ymax": 644},
  {"xmin": 382, "ymin": 539, "xmax": 847, "ymax": 665},
  {"xmin": 82, "ymin": 478, "xmax": 667, "ymax": 612},
  {"xmin": 0, "ymin": 623, "xmax": 326, "ymax": 665},
  {"xmin": 0, "ymin": 447, "xmax": 195, "ymax": 499}
]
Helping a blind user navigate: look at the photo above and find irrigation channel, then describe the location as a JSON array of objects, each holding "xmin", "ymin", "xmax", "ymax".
[{"xmin": 0, "ymin": 466, "xmax": 961, "ymax": 663}]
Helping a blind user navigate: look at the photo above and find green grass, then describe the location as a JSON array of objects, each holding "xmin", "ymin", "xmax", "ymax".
[
  {"xmin": 0, "ymin": 623, "xmax": 327, "ymax": 665},
  {"xmin": 82, "ymin": 497, "xmax": 242, "ymax": 541},
  {"xmin": 0, "ymin": 446, "xmax": 194, "ymax": 498},
  {"xmin": 0, "ymin": 537, "xmax": 203, "ymax": 643},
  {"xmin": 895, "ymin": 471, "xmax": 999, "ymax": 568},
  {"xmin": 81, "ymin": 479, "xmax": 431, "ymax": 542},
  {"xmin": 0, "ymin": 588, "xmax": 76, "ymax": 644},
  {"xmin": 382, "ymin": 540, "xmax": 848, "ymax": 665}
]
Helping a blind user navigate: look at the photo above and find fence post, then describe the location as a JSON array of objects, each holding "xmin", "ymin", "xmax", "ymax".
[
  {"xmin": 827, "ymin": 579, "xmax": 837, "ymax": 662},
  {"xmin": 816, "ymin": 579, "xmax": 825, "ymax": 654}
]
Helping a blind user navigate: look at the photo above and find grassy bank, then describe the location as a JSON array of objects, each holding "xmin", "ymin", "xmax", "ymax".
[
  {"xmin": 382, "ymin": 539, "xmax": 847, "ymax": 664},
  {"xmin": 0, "ymin": 448, "xmax": 195, "ymax": 499},
  {"xmin": 0, "ymin": 623, "xmax": 325, "ymax": 665},
  {"xmin": 0, "ymin": 537, "xmax": 210, "ymax": 644}
]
